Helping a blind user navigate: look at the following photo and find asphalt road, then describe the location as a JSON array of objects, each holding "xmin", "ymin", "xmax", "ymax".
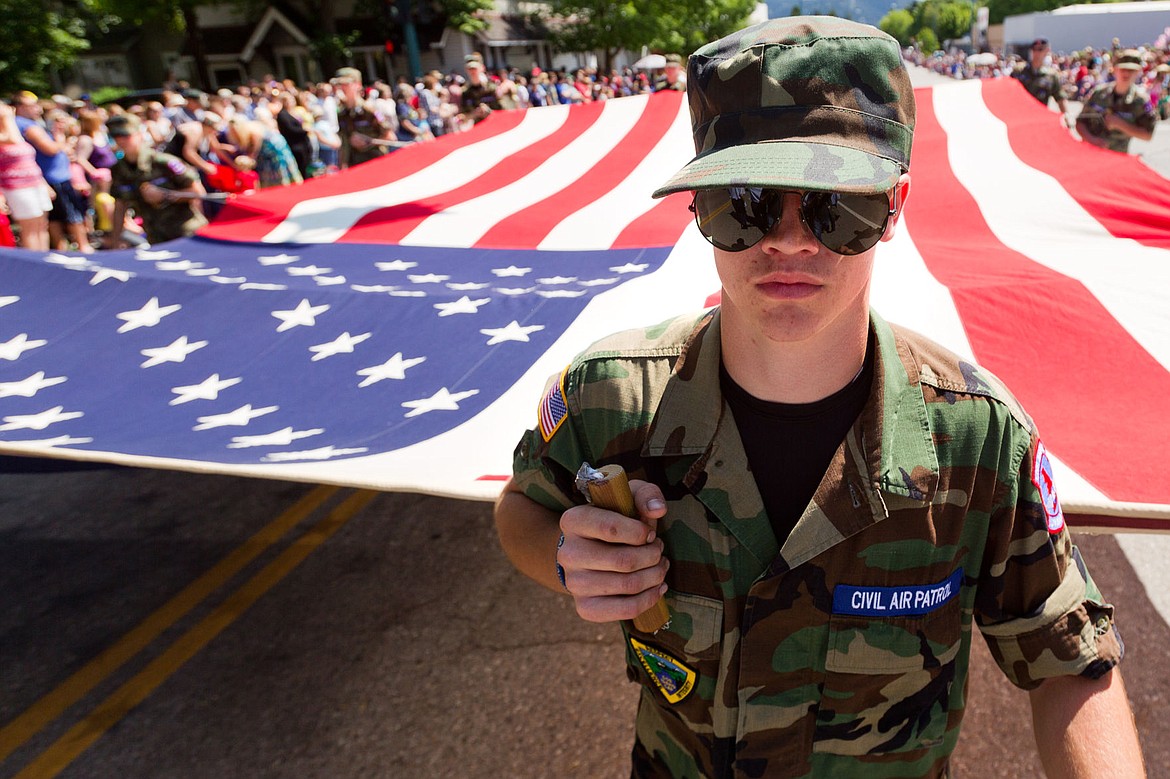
[{"xmin": 4, "ymin": 69, "xmax": 1170, "ymax": 779}]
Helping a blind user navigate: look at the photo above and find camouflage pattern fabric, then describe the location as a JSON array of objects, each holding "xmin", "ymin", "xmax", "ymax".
[
  {"xmin": 109, "ymin": 147, "xmax": 207, "ymax": 244},
  {"xmin": 652, "ymin": 17, "xmax": 915, "ymax": 199},
  {"xmin": 1012, "ymin": 63, "xmax": 1066, "ymax": 107},
  {"xmin": 1076, "ymin": 81, "xmax": 1156, "ymax": 153},
  {"xmin": 337, "ymin": 102, "xmax": 391, "ymax": 167},
  {"xmin": 511, "ymin": 309, "xmax": 1122, "ymax": 778}
]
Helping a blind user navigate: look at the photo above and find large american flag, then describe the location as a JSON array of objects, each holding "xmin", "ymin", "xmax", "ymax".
[{"xmin": 0, "ymin": 83, "xmax": 1167, "ymax": 530}]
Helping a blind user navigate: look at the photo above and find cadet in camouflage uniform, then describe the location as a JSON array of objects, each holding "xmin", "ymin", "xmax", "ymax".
[
  {"xmin": 107, "ymin": 114, "xmax": 207, "ymax": 245},
  {"xmin": 495, "ymin": 17, "xmax": 1144, "ymax": 779},
  {"xmin": 1076, "ymin": 50, "xmax": 1156, "ymax": 154},
  {"xmin": 653, "ymin": 54, "xmax": 687, "ymax": 92},
  {"xmin": 332, "ymin": 67, "xmax": 393, "ymax": 169},
  {"xmin": 1012, "ymin": 38, "xmax": 1071, "ymax": 126}
]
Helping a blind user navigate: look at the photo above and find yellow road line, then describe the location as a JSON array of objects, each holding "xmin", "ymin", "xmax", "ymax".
[
  {"xmin": 14, "ymin": 488, "xmax": 380, "ymax": 779},
  {"xmin": 0, "ymin": 483, "xmax": 339, "ymax": 765}
]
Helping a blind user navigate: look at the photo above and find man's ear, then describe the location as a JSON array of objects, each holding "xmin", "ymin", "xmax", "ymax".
[{"xmin": 880, "ymin": 172, "xmax": 912, "ymax": 243}]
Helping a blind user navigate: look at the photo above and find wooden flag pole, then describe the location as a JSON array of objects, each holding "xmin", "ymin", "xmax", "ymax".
[{"xmin": 576, "ymin": 463, "xmax": 671, "ymax": 633}]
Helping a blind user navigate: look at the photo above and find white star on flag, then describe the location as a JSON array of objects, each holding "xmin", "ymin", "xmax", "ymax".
[
  {"xmin": 389, "ymin": 290, "xmax": 426, "ymax": 298},
  {"xmin": 434, "ymin": 296, "xmax": 489, "ymax": 317},
  {"xmin": 242, "ymin": 283, "xmax": 287, "ymax": 291},
  {"xmin": 579, "ymin": 278, "xmax": 618, "ymax": 287},
  {"xmin": 610, "ymin": 262, "xmax": 649, "ymax": 273},
  {"xmin": 356, "ymin": 353, "xmax": 426, "ymax": 387},
  {"xmin": 258, "ymin": 253, "xmax": 301, "ymax": 265},
  {"xmin": 210, "ymin": 276, "xmax": 248, "ymax": 284},
  {"xmin": 0, "ymin": 295, "xmax": 18, "ymax": 308},
  {"xmin": 408, "ymin": 274, "xmax": 450, "ymax": 284},
  {"xmin": 140, "ymin": 336, "xmax": 208, "ymax": 368},
  {"xmin": 0, "ymin": 333, "xmax": 48, "ymax": 361},
  {"xmin": 351, "ymin": 284, "xmax": 399, "ymax": 293},
  {"xmin": 135, "ymin": 248, "xmax": 181, "ymax": 261},
  {"xmin": 169, "ymin": 374, "xmax": 243, "ymax": 405},
  {"xmin": 227, "ymin": 427, "xmax": 325, "ymax": 448},
  {"xmin": 401, "ymin": 387, "xmax": 480, "ymax": 418},
  {"xmin": 156, "ymin": 260, "xmax": 203, "ymax": 272},
  {"xmin": 287, "ymin": 265, "xmax": 332, "ymax": 276},
  {"xmin": 313, "ymin": 275, "xmax": 347, "ymax": 286},
  {"xmin": 537, "ymin": 276, "xmax": 577, "ymax": 285},
  {"xmin": 480, "ymin": 321, "xmax": 545, "ymax": 345},
  {"xmin": 193, "ymin": 404, "xmax": 279, "ymax": 431},
  {"xmin": 0, "ymin": 371, "xmax": 67, "ymax": 399},
  {"xmin": 90, "ymin": 268, "xmax": 133, "ymax": 285},
  {"xmin": 447, "ymin": 282, "xmax": 490, "ymax": 291},
  {"xmin": 536, "ymin": 289, "xmax": 586, "ymax": 298},
  {"xmin": 271, "ymin": 299, "xmax": 330, "ymax": 332},
  {"xmin": 309, "ymin": 331, "xmax": 372, "ymax": 361},
  {"xmin": 492, "ymin": 265, "xmax": 531, "ymax": 277},
  {"xmin": 0, "ymin": 405, "xmax": 84, "ymax": 431},
  {"xmin": 116, "ymin": 297, "xmax": 182, "ymax": 333},
  {"xmin": 494, "ymin": 287, "xmax": 534, "ymax": 296},
  {"xmin": 186, "ymin": 267, "xmax": 221, "ymax": 276},
  {"xmin": 44, "ymin": 253, "xmax": 94, "ymax": 269},
  {"xmin": 375, "ymin": 260, "xmax": 417, "ymax": 271},
  {"xmin": 262, "ymin": 445, "xmax": 370, "ymax": 462}
]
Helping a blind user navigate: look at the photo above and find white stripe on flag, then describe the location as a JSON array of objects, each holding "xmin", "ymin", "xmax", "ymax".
[
  {"xmin": 539, "ymin": 97, "xmax": 694, "ymax": 250},
  {"xmin": 932, "ymin": 82, "xmax": 1170, "ymax": 372},
  {"xmin": 402, "ymin": 96, "xmax": 652, "ymax": 247},
  {"xmin": 262, "ymin": 104, "xmax": 573, "ymax": 244}
]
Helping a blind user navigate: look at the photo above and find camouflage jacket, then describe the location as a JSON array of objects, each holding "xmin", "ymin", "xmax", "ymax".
[
  {"xmin": 110, "ymin": 147, "xmax": 207, "ymax": 244},
  {"xmin": 511, "ymin": 309, "xmax": 1122, "ymax": 779},
  {"xmin": 1012, "ymin": 63, "xmax": 1065, "ymax": 107},
  {"xmin": 1076, "ymin": 81, "xmax": 1156, "ymax": 153}
]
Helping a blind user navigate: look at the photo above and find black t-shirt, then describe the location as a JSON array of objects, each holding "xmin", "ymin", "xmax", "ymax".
[{"xmin": 720, "ymin": 335, "xmax": 874, "ymax": 544}]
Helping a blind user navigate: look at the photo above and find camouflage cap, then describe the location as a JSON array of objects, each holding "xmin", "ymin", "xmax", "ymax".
[
  {"xmin": 652, "ymin": 17, "xmax": 915, "ymax": 198},
  {"xmin": 106, "ymin": 114, "xmax": 141, "ymax": 138},
  {"xmin": 1115, "ymin": 49, "xmax": 1144, "ymax": 70}
]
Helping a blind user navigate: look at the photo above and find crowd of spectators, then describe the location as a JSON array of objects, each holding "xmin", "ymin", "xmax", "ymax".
[
  {"xmin": 905, "ymin": 39, "xmax": 1170, "ymax": 116},
  {"xmin": 0, "ymin": 52, "xmax": 688, "ymax": 251}
]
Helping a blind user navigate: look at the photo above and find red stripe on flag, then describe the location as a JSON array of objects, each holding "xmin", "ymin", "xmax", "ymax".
[
  {"xmin": 979, "ymin": 79, "xmax": 1170, "ymax": 250},
  {"xmin": 473, "ymin": 91, "xmax": 686, "ymax": 249},
  {"xmin": 338, "ymin": 101, "xmax": 608, "ymax": 245},
  {"xmin": 610, "ymin": 191, "xmax": 694, "ymax": 249},
  {"xmin": 909, "ymin": 88, "xmax": 1170, "ymax": 504},
  {"xmin": 198, "ymin": 109, "xmax": 527, "ymax": 243}
]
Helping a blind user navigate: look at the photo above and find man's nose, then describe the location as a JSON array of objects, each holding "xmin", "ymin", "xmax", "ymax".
[{"xmin": 758, "ymin": 192, "xmax": 819, "ymax": 255}]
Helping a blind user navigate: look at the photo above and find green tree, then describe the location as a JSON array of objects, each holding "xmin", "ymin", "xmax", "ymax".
[
  {"xmin": 546, "ymin": 0, "xmax": 755, "ymax": 73},
  {"xmin": 879, "ymin": 9, "xmax": 915, "ymax": 45},
  {"xmin": 92, "ymin": 0, "xmax": 220, "ymax": 89},
  {"xmin": 0, "ymin": 0, "xmax": 93, "ymax": 94},
  {"xmin": 915, "ymin": 26, "xmax": 939, "ymax": 53}
]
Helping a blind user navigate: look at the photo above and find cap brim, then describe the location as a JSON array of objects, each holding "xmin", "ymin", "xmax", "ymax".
[{"xmin": 652, "ymin": 142, "xmax": 902, "ymax": 198}]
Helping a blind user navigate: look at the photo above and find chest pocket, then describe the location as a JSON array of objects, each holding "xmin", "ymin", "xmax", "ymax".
[
  {"xmin": 624, "ymin": 592, "xmax": 723, "ymax": 723},
  {"xmin": 813, "ymin": 590, "xmax": 963, "ymax": 756}
]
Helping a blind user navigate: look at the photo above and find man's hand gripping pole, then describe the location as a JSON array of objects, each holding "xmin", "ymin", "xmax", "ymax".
[{"xmin": 575, "ymin": 463, "xmax": 671, "ymax": 633}]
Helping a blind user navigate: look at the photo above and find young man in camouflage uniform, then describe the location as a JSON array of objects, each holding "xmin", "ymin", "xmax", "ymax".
[
  {"xmin": 1076, "ymin": 50, "xmax": 1156, "ymax": 154},
  {"xmin": 107, "ymin": 114, "xmax": 207, "ymax": 246},
  {"xmin": 333, "ymin": 67, "xmax": 393, "ymax": 169},
  {"xmin": 1012, "ymin": 38, "xmax": 1072, "ymax": 127},
  {"xmin": 494, "ymin": 17, "xmax": 1145, "ymax": 778}
]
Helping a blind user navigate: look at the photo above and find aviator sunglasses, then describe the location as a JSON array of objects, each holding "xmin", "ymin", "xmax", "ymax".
[{"xmin": 690, "ymin": 186, "xmax": 899, "ymax": 256}]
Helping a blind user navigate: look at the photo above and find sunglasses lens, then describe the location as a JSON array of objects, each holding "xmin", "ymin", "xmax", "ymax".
[
  {"xmin": 693, "ymin": 188, "xmax": 892, "ymax": 254},
  {"xmin": 693, "ymin": 187, "xmax": 781, "ymax": 251},
  {"xmin": 801, "ymin": 190, "xmax": 892, "ymax": 255}
]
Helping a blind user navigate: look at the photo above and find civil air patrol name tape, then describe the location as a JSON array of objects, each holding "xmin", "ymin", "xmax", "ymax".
[{"xmin": 832, "ymin": 568, "xmax": 963, "ymax": 618}]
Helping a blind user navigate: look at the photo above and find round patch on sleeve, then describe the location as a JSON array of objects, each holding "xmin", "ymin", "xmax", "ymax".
[
  {"xmin": 1031, "ymin": 440, "xmax": 1065, "ymax": 534},
  {"xmin": 167, "ymin": 159, "xmax": 187, "ymax": 175}
]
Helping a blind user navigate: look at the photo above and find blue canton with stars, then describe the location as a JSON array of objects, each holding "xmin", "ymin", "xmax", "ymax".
[{"xmin": 0, "ymin": 238, "xmax": 669, "ymax": 465}]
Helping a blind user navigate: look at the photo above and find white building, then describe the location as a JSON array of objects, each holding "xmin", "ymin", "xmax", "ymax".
[{"xmin": 1003, "ymin": 1, "xmax": 1170, "ymax": 54}]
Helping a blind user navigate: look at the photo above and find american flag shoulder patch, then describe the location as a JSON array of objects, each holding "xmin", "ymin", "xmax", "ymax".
[{"xmin": 538, "ymin": 368, "xmax": 570, "ymax": 442}]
